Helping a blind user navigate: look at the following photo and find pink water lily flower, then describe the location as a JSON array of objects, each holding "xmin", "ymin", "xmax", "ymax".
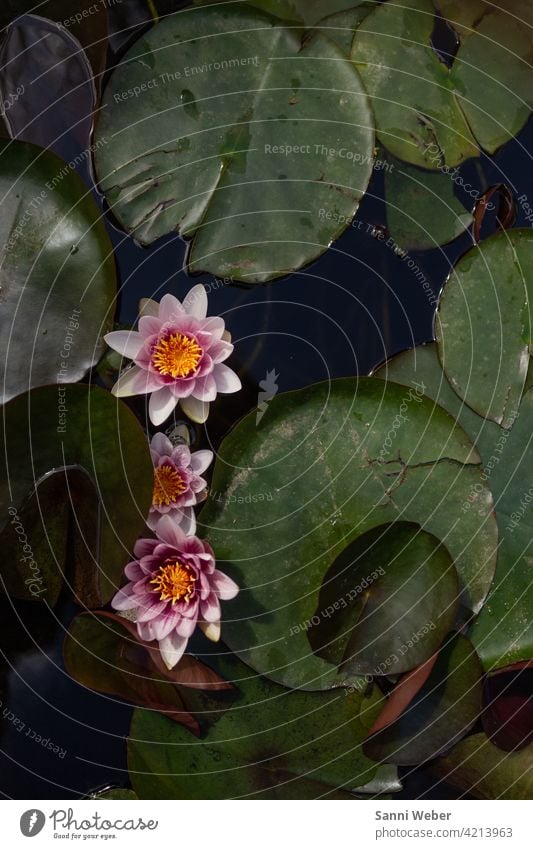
[
  {"xmin": 148, "ymin": 432, "xmax": 213, "ymax": 535},
  {"xmin": 105, "ymin": 285, "xmax": 241, "ymax": 425},
  {"xmin": 112, "ymin": 516, "xmax": 239, "ymax": 669}
]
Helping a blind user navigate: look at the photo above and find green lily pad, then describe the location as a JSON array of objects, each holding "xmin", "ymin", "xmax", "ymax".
[
  {"xmin": 375, "ymin": 342, "xmax": 533, "ymax": 671},
  {"xmin": 429, "ymin": 733, "xmax": 533, "ymax": 799},
  {"xmin": 385, "ymin": 157, "xmax": 474, "ymax": 250},
  {"xmin": 352, "ymin": 0, "xmax": 479, "ymax": 169},
  {"xmin": 434, "ymin": 1, "xmax": 488, "ymax": 36},
  {"xmin": 364, "ymin": 634, "xmax": 483, "ymax": 765},
  {"xmin": 199, "ymin": 377, "xmax": 497, "ymax": 691},
  {"xmin": 94, "ymin": 5, "xmax": 374, "ymax": 283},
  {"xmin": 310, "ymin": 523, "xmax": 459, "ymax": 676},
  {"xmin": 436, "ymin": 229, "xmax": 533, "ymax": 429},
  {"xmin": 452, "ymin": 2, "xmax": 533, "ymax": 153},
  {"xmin": 312, "ymin": 5, "xmax": 377, "ymax": 56},
  {"xmin": 0, "ymin": 15, "xmax": 96, "ymax": 165},
  {"xmin": 128, "ymin": 654, "xmax": 382, "ymax": 799},
  {"xmin": 0, "ymin": 140, "xmax": 116, "ymax": 403},
  {"xmin": 0, "ymin": 385, "xmax": 152, "ymax": 606},
  {"xmin": 0, "ymin": 1, "xmax": 109, "ymax": 86},
  {"xmin": 193, "ymin": 0, "xmax": 363, "ymax": 28}
]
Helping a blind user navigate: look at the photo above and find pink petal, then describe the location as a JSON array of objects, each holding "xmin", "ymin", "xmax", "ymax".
[
  {"xmin": 136, "ymin": 600, "xmax": 167, "ymax": 623},
  {"xmin": 149, "ymin": 387, "xmax": 178, "ymax": 426},
  {"xmin": 201, "ymin": 317, "xmax": 225, "ymax": 339},
  {"xmin": 207, "ymin": 339, "xmax": 233, "ymax": 364},
  {"xmin": 201, "ymin": 593, "xmax": 221, "ymax": 622},
  {"xmin": 159, "ymin": 631, "xmax": 188, "ymax": 669},
  {"xmin": 180, "ymin": 395, "xmax": 210, "ymax": 423},
  {"xmin": 111, "ymin": 586, "xmax": 138, "ymax": 611},
  {"xmin": 139, "ymin": 315, "xmax": 163, "ymax": 337},
  {"xmin": 150, "ymin": 432, "xmax": 173, "ymax": 458},
  {"xmin": 104, "ymin": 330, "xmax": 144, "ymax": 359},
  {"xmin": 213, "ymin": 362, "xmax": 241, "ymax": 394},
  {"xmin": 159, "ymin": 293, "xmax": 184, "ymax": 323},
  {"xmin": 156, "ymin": 514, "xmax": 187, "ymax": 548},
  {"xmin": 124, "ymin": 561, "xmax": 144, "ymax": 581},
  {"xmin": 183, "ymin": 284, "xmax": 208, "ymax": 319},
  {"xmin": 193, "ymin": 374, "xmax": 217, "ymax": 402},
  {"xmin": 212, "ymin": 569, "xmax": 239, "ymax": 600},
  {"xmin": 151, "ymin": 610, "xmax": 180, "ymax": 641},
  {"xmin": 176, "ymin": 615, "xmax": 198, "ymax": 637},
  {"xmin": 133, "ymin": 538, "xmax": 158, "ymax": 559}
]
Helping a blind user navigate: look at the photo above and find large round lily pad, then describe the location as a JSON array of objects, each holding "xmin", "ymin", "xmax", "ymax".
[
  {"xmin": 199, "ymin": 377, "xmax": 497, "ymax": 691},
  {"xmin": 375, "ymin": 342, "xmax": 533, "ymax": 671},
  {"xmin": 0, "ymin": 140, "xmax": 116, "ymax": 403},
  {"xmin": 0, "ymin": 384, "xmax": 152, "ymax": 606},
  {"xmin": 352, "ymin": 0, "xmax": 478, "ymax": 169},
  {"xmin": 128, "ymin": 654, "xmax": 382, "ymax": 799},
  {"xmin": 94, "ymin": 4, "xmax": 374, "ymax": 283},
  {"xmin": 309, "ymin": 522, "xmax": 460, "ymax": 676},
  {"xmin": 436, "ymin": 229, "xmax": 533, "ymax": 429}
]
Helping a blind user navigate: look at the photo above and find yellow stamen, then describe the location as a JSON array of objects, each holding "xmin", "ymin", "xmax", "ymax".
[
  {"xmin": 153, "ymin": 464, "xmax": 187, "ymax": 507},
  {"xmin": 150, "ymin": 560, "xmax": 196, "ymax": 604},
  {"xmin": 151, "ymin": 333, "xmax": 202, "ymax": 379}
]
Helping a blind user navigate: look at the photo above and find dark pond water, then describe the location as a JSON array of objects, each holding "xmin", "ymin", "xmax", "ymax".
[{"xmin": 1, "ymin": 5, "xmax": 533, "ymax": 799}]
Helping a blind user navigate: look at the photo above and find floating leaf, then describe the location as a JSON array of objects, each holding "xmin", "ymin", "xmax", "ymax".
[
  {"xmin": 64, "ymin": 613, "xmax": 231, "ymax": 731},
  {"xmin": 452, "ymin": 2, "xmax": 533, "ymax": 153},
  {"xmin": 199, "ymin": 377, "xmax": 497, "ymax": 690},
  {"xmin": 434, "ymin": 1, "xmax": 488, "ymax": 37},
  {"xmin": 309, "ymin": 523, "xmax": 459, "ymax": 676},
  {"xmin": 385, "ymin": 157, "xmax": 473, "ymax": 250},
  {"xmin": 193, "ymin": 0, "xmax": 365, "ymax": 28},
  {"xmin": 429, "ymin": 733, "xmax": 533, "ymax": 799},
  {"xmin": 0, "ymin": 385, "xmax": 152, "ymax": 606},
  {"xmin": 128, "ymin": 654, "xmax": 382, "ymax": 799},
  {"xmin": 0, "ymin": 140, "xmax": 116, "ymax": 402},
  {"xmin": 95, "ymin": 5, "xmax": 374, "ymax": 283},
  {"xmin": 354, "ymin": 0, "xmax": 533, "ymax": 167},
  {"xmin": 375, "ymin": 342, "xmax": 533, "ymax": 671},
  {"xmin": 0, "ymin": 15, "xmax": 96, "ymax": 167},
  {"xmin": 436, "ymin": 229, "xmax": 533, "ymax": 429},
  {"xmin": 364, "ymin": 634, "xmax": 483, "ymax": 765},
  {"xmin": 0, "ymin": 1, "xmax": 109, "ymax": 87},
  {"xmin": 352, "ymin": 0, "xmax": 478, "ymax": 169}
]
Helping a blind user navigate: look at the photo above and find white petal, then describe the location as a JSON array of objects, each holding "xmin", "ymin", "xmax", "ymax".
[
  {"xmin": 111, "ymin": 366, "xmax": 143, "ymax": 398},
  {"xmin": 213, "ymin": 363, "xmax": 242, "ymax": 394},
  {"xmin": 177, "ymin": 506, "xmax": 196, "ymax": 536},
  {"xmin": 191, "ymin": 449, "xmax": 213, "ymax": 475},
  {"xmin": 149, "ymin": 387, "xmax": 177, "ymax": 426},
  {"xmin": 199, "ymin": 620, "xmax": 221, "ymax": 643},
  {"xmin": 180, "ymin": 395, "xmax": 210, "ymax": 424},
  {"xmin": 222, "ymin": 329, "xmax": 232, "ymax": 343},
  {"xmin": 139, "ymin": 297, "xmax": 159, "ymax": 318},
  {"xmin": 158, "ymin": 631, "xmax": 188, "ymax": 669},
  {"xmin": 104, "ymin": 330, "xmax": 143, "ymax": 359},
  {"xmin": 159, "ymin": 293, "xmax": 184, "ymax": 322},
  {"xmin": 183, "ymin": 284, "xmax": 208, "ymax": 319}
]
